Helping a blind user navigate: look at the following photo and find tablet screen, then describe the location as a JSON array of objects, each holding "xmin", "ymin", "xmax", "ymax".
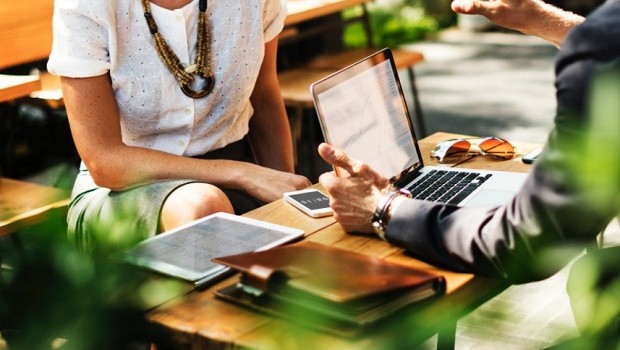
[{"xmin": 115, "ymin": 213, "xmax": 304, "ymax": 283}]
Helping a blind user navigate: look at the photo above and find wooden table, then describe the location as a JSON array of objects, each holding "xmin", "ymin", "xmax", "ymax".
[
  {"xmin": 0, "ymin": 178, "xmax": 70, "ymax": 237},
  {"xmin": 0, "ymin": 0, "xmax": 54, "ymax": 69},
  {"xmin": 285, "ymin": 0, "xmax": 372, "ymax": 26},
  {"xmin": 0, "ymin": 74, "xmax": 41, "ymax": 104},
  {"xmin": 0, "ymin": 74, "xmax": 42, "ymax": 176},
  {"xmin": 146, "ymin": 132, "xmax": 540, "ymax": 349}
]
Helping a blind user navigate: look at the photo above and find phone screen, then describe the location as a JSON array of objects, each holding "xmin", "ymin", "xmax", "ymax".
[
  {"xmin": 288, "ymin": 191, "xmax": 330, "ymax": 210},
  {"xmin": 522, "ymin": 147, "xmax": 543, "ymax": 164}
]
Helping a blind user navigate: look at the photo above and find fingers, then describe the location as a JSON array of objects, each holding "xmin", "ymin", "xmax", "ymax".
[
  {"xmin": 451, "ymin": 0, "xmax": 491, "ymax": 16},
  {"xmin": 318, "ymin": 143, "xmax": 389, "ymax": 187},
  {"xmin": 297, "ymin": 175, "xmax": 312, "ymax": 188},
  {"xmin": 318, "ymin": 143, "xmax": 355, "ymax": 174},
  {"xmin": 351, "ymin": 161, "xmax": 390, "ymax": 189},
  {"xmin": 318, "ymin": 171, "xmax": 376, "ymax": 234},
  {"xmin": 318, "ymin": 170, "xmax": 339, "ymax": 194},
  {"xmin": 318, "ymin": 170, "xmax": 366, "ymax": 203}
]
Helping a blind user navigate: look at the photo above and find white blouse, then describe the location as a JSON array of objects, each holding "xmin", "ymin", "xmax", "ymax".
[{"xmin": 48, "ymin": 0, "xmax": 286, "ymax": 156}]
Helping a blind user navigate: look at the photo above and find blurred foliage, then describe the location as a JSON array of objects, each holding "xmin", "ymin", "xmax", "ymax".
[
  {"xmin": 2, "ymin": 62, "xmax": 620, "ymax": 348},
  {"xmin": 418, "ymin": 0, "xmax": 457, "ymax": 27},
  {"xmin": 559, "ymin": 62, "xmax": 620, "ymax": 347},
  {"xmin": 0, "ymin": 208, "xmax": 186, "ymax": 350},
  {"xmin": 343, "ymin": 0, "xmax": 454, "ymax": 48}
]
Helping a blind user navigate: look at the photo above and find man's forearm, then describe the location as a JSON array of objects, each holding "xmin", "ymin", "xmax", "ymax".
[
  {"xmin": 524, "ymin": 1, "xmax": 585, "ymax": 47},
  {"xmin": 452, "ymin": 0, "xmax": 585, "ymax": 47}
]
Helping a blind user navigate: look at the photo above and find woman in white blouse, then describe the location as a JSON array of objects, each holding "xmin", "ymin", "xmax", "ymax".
[{"xmin": 48, "ymin": 0, "xmax": 310, "ymax": 250}]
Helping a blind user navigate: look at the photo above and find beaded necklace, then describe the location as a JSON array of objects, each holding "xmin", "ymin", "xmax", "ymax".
[{"xmin": 141, "ymin": 0, "xmax": 214, "ymax": 98}]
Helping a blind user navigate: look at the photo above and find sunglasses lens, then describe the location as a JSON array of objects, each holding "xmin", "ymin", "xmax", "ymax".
[
  {"xmin": 479, "ymin": 137, "xmax": 515, "ymax": 160},
  {"xmin": 432, "ymin": 140, "xmax": 471, "ymax": 163}
]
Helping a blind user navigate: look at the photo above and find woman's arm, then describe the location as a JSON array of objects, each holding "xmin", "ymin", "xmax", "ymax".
[
  {"xmin": 61, "ymin": 73, "xmax": 309, "ymax": 200},
  {"xmin": 62, "ymin": 73, "xmax": 252, "ymax": 190},
  {"xmin": 248, "ymin": 37, "xmax": 295, "ymax": 173}
]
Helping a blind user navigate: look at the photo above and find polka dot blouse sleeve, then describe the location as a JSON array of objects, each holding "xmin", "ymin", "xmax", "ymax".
[
  {"xmin": 263, "ymin": 0, "xmax": 286, "ymax": 42},
  {"xmin": 47, "ymin": 0, "xmax": 111, "ymax": 78}
]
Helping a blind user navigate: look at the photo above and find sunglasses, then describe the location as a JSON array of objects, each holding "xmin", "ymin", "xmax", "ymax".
[{"xmin": 430, "ymin": 137, "xmax": 516, "ymax": 163}]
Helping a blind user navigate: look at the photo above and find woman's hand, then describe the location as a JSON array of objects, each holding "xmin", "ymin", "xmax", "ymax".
[{"xmin": 242, "ymin": 165, "xmax": 311, "ymax": 203}]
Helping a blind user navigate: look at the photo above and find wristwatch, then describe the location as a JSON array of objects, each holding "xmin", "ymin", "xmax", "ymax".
[{"xmin": 371, "ymin": 188, "xmax": 411, "ymax": 240}]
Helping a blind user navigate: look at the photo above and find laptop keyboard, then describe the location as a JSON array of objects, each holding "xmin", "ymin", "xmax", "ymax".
[{"xmin": 407, "ymin": 170, "xmax": 493, "ymax": 205}]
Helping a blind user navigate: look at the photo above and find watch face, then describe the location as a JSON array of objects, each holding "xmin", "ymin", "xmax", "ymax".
[{"xmin": 371, "ymin": 221, "xmax": 387, "ymax": 240}]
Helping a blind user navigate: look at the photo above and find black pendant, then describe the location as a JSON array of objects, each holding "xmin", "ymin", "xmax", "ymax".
[{"xmin": 181, "ymin": 73, "xmax": 214, "ymax": 99}]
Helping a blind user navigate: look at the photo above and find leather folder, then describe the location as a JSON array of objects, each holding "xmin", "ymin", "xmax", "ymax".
[{"xmin": 213, "ymin": 241, "xmax": 445, "ymax": 336}]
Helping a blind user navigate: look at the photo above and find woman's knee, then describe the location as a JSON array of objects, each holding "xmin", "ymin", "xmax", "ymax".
[{"xmin": 160, "ymin": 183, "xmax": 233, "ymax": 231}]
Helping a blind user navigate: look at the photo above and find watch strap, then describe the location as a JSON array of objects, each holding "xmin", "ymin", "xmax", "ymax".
[{"xmin": 372, "ymin": 188, "xmax": 410, "ymax": 240}]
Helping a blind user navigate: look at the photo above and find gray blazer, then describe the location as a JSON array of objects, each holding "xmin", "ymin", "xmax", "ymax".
[{"xmin": 385, "ymin": 0, "xmax": 620, "ymax": 283}]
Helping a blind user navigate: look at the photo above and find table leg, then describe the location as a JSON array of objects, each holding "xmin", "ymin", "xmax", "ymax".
[
  {"xmin": 0, "ymin": 102, "xmax": 18, "ymax": 177},
  {"xmin": 288, "ymin": 106, "xmax": 303, "ymax": 168},
  {"xmin": 407, "ymin": 67, "xmax": 428, "ymax": 138},
  {"xmin": 436, "ymin": 320, "xmax": 456, "ymax": 350}
]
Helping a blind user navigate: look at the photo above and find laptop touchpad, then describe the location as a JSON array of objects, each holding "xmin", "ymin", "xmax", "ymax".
[{"xmin": 462, "ymin": 189, "xmax": 516, "ymax": 207}]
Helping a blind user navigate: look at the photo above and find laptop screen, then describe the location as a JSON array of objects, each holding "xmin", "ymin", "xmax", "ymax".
[{"xmin": 311, "ymin": 49, "xmax": 422, "ymax": 182}]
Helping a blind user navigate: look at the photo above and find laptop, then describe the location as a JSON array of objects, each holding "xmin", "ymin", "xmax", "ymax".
[{"xmin": 310, "ymin": 48, "xmax": 528, "ymax": 207}]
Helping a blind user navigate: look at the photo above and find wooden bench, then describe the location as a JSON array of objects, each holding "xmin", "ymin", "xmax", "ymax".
[
  {"xmin": 278, "ymin": 1, "xmax": 426, "ymax": 178},
  {"xmin": 0, "ymin": 0, "xmax": 54, "ymax": 69},
  {"xmin": 0, "ymin": 0, "xmax": 67, "ymax": 168},
  {"xmin": 0, "ymin": 75, "xmax": 40, "ymax": 103},
  {"xmin": 0, "ymin": 0, "xmax": 63, "ymax": 108},
  {"xmin": 0, "ymin": 178, "xmax": 70, "ymax": 238},
  {"xmin": 0, "ymin": 0, "xmax": 70, "ymax": 245}
]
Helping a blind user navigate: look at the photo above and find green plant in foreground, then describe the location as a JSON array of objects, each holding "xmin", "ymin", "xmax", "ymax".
[
  {"xmin": 3, "ymin": 64, "xmax": 620, "ymax": 347},
  {"xmin": 0, "ymin": 210, "xmax": 185, "ymax": 350}
]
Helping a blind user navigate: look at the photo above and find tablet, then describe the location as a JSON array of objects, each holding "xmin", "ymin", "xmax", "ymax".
[{"xmin": 114, "ymin": 212, "xmax": 304, "ymax": 287}]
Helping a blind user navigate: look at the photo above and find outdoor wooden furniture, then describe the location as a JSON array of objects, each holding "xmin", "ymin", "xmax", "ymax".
[
  {"xmin": 0, "ymin": 0, "xmax": 70, "ymax": 248},
  {"xmin": 0, "ymin": 0, "xmax": 54, "ymax": 69},
  {"xmin": 29, "ymin": 72, "xmax": 64, "ymax": 109},
  {"xmin": 146, "ymin": 132, "xmax": 541, "ymax": 350},
  {"xmin": 0, "ymin": 178, "xmax": 70, "ymax": 238},
  {"xmin": 0, "ymin": 0, "xmax": 63, "ymax": 108},
  {"xmin": 0, "ymin": 0, "xmax": 58, "ymax": 102},
  {"xmin": 0, "ymin": 0, "xmax": 62, "ymax": 173},
  {"xmin": 285, "ymin": 0, "xmax": 373, "ymax": 27},
  {"xmin": 0, "ymin": 75, "xmax": 40, "ymax": 104},
  {"xmin": 279, "ymin": 0, "xmax": 426, "ymax": 178},
  {"xmin": 0, "ymin": 77, "xmax": 68, "ymax": 239},
  {"xmin": 0, "ymin": 74, "xmax": 41, "ymax": 176}
]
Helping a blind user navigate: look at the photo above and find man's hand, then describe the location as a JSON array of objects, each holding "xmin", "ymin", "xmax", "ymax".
[
  {"xmin": 317, "ymin": 143, "xmax": 389, "ymax": 188},
  {"xmin": 452, "ymin": 0, "xmax": 528, "ymax": 32},
  {"xmin": 317, "ymin": 143, "xmax": 389, "ymax": 234},
  {"xmin": 451, "ymin": 0, "xmax": 584, "ymax": 47}
]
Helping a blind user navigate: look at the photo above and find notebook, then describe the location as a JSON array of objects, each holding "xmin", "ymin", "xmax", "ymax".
[
  {"xmin": 311, "ymin": 48, "xmax": 528, "ymax": 207},
  {"xmin": 213, "ymin": 241, "xmax": 445, "ymax": 336}
]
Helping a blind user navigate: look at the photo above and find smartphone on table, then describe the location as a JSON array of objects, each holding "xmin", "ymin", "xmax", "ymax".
[
  {"xmin": 522, "ymin": 147, "xmax": 543, "ymax": 164},
  {"xmin": 283, "ymin": 189, "xmax": 333, "ymax": 218}
]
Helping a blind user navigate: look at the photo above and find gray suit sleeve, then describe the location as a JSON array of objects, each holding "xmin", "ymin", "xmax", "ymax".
[{"xmin": 386, "ymin": 148, "xmax": 617, "ymax": 282}]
